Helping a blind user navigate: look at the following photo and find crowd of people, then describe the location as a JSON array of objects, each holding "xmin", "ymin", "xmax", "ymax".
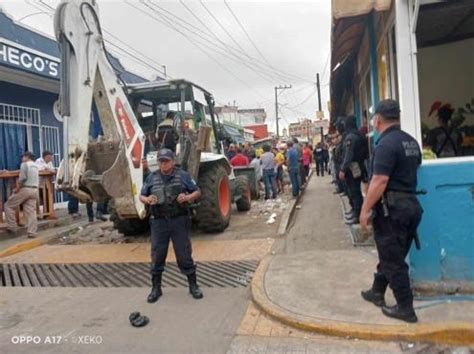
[{"xmin": 225, "ymin": 138, "xmax": 331, "ymax": 200}]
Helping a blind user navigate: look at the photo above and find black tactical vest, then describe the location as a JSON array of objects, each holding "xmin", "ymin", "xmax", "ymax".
[{"xmin": 150, "ymin": 169, "xmax": 188, "ymax": 217}]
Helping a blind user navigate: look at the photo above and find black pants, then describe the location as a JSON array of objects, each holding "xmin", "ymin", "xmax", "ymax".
[
  {"xmin": 372, "ymin": 198, "xmax": 422, "ymax": 307},
  {"xmin": 334, "ymin": 161, "xmax": 344, "ymax": 192},
  {"xmin": 345, "ymin": 174, "xmax": 363, "ymax": 219},
  {"xmin": 150, "ymin": 215, "xmax": 196, "ymax": 276},
  {"xmin": 316, "ymin": 160, "xmax": 324, "ymax": 176},
  {"xmin": 299, "ymin": 163, "xmax": 306, "ymax": 185},
  {"xmin": 86, "ymin": 201, "xmax": 108, "ymax": 221}
]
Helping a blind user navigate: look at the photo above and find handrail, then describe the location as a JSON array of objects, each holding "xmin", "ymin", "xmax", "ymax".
[{"xmin": 0, "ymin": 170, "xmax": 56, "ymax": 224}]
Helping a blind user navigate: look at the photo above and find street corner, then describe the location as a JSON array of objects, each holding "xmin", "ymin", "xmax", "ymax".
[{"xmin": 250, "ymin": 253, "xmax": 474, "ymax": 346}]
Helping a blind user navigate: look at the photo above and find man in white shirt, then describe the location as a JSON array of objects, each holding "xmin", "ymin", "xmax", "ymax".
[
  {"xmin": 5, "ymin": 152, "xmax": 39, "ymax": 237},
  {"xmin": 35, "ymin": 151, "xmax": 55, "ymax": 172},
  {"xmin": 35, "ymin": 151, "xmax": 55, "ymax": 218}
]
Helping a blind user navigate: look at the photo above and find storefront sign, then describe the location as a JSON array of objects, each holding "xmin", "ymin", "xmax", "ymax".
[{"xmin": 0, "ymin": 41, "xmax": 59, "ymax": 79}]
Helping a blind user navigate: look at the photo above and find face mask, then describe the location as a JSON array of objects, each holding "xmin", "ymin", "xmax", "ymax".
[{"xmin": 371, "ymin": 115, "xmax": 380, "ymax": 133}]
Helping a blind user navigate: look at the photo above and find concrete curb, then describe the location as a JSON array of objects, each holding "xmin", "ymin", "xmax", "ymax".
[
  {"xmin": 251, "ymin": 256, "xmax": 474, "ymax": 345},
  {"xmin": 277, "ymin": 169, "xmax": 313, "ymax": 236},
  {"xmin": 0, "ymin": 223, "xmax": 84, "ymax": 259}
]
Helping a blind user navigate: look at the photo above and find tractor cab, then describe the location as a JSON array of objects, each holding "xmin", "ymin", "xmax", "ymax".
[{"xmin": 126, "ymin": 79, "xmax": 223, "ymax": 177}]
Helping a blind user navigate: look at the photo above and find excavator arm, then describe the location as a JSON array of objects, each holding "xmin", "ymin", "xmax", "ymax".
[{"xmin": 54, "ymin": 0, "xmax": 146, "ymax": 219}]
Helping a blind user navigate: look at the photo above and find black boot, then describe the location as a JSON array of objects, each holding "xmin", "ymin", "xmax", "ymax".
[
  {"xmin": 382, "ymin": 304, "xmax": 418, "ymax": 323},
  {"xmin": 147, "ymin": 273, "xmax": 162, "ymax": 303},
  {"xmin": 361, "ymin": 289, "xmax": 385, "ymax": 307},
  {"xmin": 187, "ymin": 272, "xmax": 203, "ymax": 299}
]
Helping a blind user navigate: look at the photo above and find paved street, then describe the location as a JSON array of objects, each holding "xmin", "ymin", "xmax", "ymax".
[
  {"xmin": 1, "ymin": 175, "xmax": 473, "ymax": 353},
  {"xmin": 0, "ymin": 196, "xmax": 283, "ymax": 354}
]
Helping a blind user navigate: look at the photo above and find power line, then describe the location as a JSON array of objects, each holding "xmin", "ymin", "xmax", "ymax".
[
  {"xmin": 147, "ymin": 0, "xmax": 290, "ymax": 84},
  {"xmin": 140, "ymin": 1, "xmax": 283, "ymax": 85},
  {"xmin": 126, "ymin": 1, "xmax": 270, "ymax": 101},
  {"xmin": 179, "ymin": 0, "xmax": 221, "ymax": 42},
  {"xmin": 200, "ymin": 0, "xmax": 312, "ymax": 83},
  {"xmin": 148, "ymin": 0, "xmax": 312, "ymax": 85},
  {"xmin": 223, "ymin": 0, "xmax": 270, "ymax": 66},
  {"xmin": 102, "ymin": 29, "xmax": 169, "ymax": 77},
  {"xmin": 321, "ymin": 50, "xmax": 331, "ymax": 83},
  {"xmin": 31, "ymin": 0, "xmax": 167, "ymax": 77},
  {"xmin": 199, "ymin": 0, "xmax": 251, "ymax": 59}
]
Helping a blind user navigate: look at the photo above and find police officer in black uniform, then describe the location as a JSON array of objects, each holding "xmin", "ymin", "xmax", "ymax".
[
  {"xmin": 339, "ymin": 115, "xmax": 366, "ymax": 224},
  {"xmin": 140, "ymin": 149, "xmax": 203, "ymax": 303},
  {"xmin": 360, "ymin": 99, "xmax": 423, "ymax": 323},
  {"xmin": 333, "ymin": 117, "xmax": 346, "ymax": 194}
]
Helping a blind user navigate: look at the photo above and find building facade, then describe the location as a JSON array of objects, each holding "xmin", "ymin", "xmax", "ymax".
[{"xmin": 0, "ymin": 10, "xmax": 150, "ymax": 202}]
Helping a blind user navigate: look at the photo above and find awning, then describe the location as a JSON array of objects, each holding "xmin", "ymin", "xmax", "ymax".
[
  {"xmin": 223, "ymin": 125, "xmax": 244, "ymax": 144},
  {"xmin": 330, "ymin": 0, "xmax": 392, "ymax": 119},
  {"xmin": 331, "ymin": 0, "xmax": 392, "ymax": 70},
  {"xmin": 332, "ymin": 0, "xmax": 391, "ymax": 20}
]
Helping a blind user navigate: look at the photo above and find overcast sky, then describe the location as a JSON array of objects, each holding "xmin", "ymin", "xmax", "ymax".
[{"xmin": 1, "ymin": 0, "xmax": 331, "ymax": 132}]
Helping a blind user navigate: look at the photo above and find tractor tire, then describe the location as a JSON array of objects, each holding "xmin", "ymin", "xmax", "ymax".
[
  {"xmin": 232, "ymin": 175, "xmax": 251, "ymax": 212},
  {"xmin": 195, "ymin": 163, "xmax": 231, "ymax": 232},
  {"xmin": 109, "ymin": 201, "xmax": 150, "ymax": 236}
]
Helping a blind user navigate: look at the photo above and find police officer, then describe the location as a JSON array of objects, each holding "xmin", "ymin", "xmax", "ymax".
[
  {"xmin": 339, "ymin": 115, "xmax": 366, "ymax": 224},
  {"xmin": 360, "ymin": 99, "xmax": 423, "ymax": 323},
  {"xmin": 140, "ymin": 148, "xmax": 203, "ymax": 303},
  {"xmin": 333, "ymin": 117, "xmax": 346, "ymax": 194}
]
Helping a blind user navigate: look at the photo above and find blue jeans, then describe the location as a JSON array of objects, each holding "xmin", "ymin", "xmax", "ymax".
[
  {"xmin": 263, "ymin": 169, "xmax": 277, "ymax": 199},
  {"xmin": 68, "ymin": 196, "xmax": 79, "ymax": 214},
  {"xmin": 289, "ymin": 169, "xmax": 300, "ymax": 197}
]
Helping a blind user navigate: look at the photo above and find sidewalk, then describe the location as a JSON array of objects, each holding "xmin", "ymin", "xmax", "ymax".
[{"xmin": 252, "ymin": 173, "xmax": 474, "ymax": 345}]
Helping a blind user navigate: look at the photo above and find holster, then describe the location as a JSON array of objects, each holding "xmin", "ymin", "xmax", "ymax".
[{"xmin": 384, "ymin": 191, "xmax": 422, "ymax": 250}]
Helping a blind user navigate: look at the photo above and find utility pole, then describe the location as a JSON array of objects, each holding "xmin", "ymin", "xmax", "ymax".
[
  {"xmin": 316, "ymin": 73, "xmax": 323, "ymax": 143},
  {"xmin": 316, "ymin": 73, "xmax": 322, "ymax": 112},
  {"xmin": 275, "ymin": 84, "xmax": 292, "ymax": 139}
]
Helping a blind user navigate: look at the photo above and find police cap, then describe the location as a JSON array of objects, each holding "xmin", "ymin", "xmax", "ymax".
[
  {"xmin": 157, "ymin": 149, "xmax": 175, "ymax": 161},
  {"xmin": 374, "ymin": 99, "xmax": 400, "ymax": 119}
]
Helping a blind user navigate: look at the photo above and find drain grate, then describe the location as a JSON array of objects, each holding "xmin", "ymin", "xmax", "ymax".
[{"xmin": 0, "ymin": 260, "xmax": 258, "ymax": 288}]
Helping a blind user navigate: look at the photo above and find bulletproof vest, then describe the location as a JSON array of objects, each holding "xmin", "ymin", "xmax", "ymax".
[{"xmin": 150, "ymin": 169, "xmax": 188, "ymax": 217}]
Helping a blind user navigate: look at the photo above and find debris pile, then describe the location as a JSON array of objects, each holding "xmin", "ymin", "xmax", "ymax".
[
  {"xmin": 59, "ymin": 223, "xmax": 127, "ymax": 245},
  {"xmin": 247, "ymin": 193, "xmax": 292, "ymax": 225}
]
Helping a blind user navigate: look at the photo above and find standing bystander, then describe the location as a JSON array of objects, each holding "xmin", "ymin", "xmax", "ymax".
[
  {"xmin": 5, "ymin": 152, "xmax": 39, "ymax": 238},
  {"xmin": 285, "ymin": 141, "xmax": 300, "ymax": 197},
  {"xmin": 260, "ymin": 144, "xmax": 277, "ymax": 199}
]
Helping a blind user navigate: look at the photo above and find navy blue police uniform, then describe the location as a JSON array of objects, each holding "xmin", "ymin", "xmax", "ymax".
[
  {"xmin": 340, "ymin": 116, "xmax": 366, "ymax": 223},
  {"xmin": 369, "ymin": 123, "xmax": 423, "ymax": 321},
  {"xmin": 141, "ymin": 154, "xmax": 203, "ymax": 302},
  {"xmin": 142, "ymin": 168, "xmax": 198, "ymax": 276}
]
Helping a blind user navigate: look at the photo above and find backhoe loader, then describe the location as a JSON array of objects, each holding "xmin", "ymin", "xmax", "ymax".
[{"xmin": 54, "ymin": 0, "xmax": 251, "ymax": 235}]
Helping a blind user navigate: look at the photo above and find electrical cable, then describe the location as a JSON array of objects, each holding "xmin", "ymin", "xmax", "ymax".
[
  {"xmin": 223, "ymin": 0, "xmax": 271, "ymax": 66},
  {"xmin": 148, "ymin": 0, "xmax": 311, "ymax": 84},
  {"xmin": 31, "ymin": 0, "xmax": 168, "ymax": 78},
  {"xmin": 126, "ymin": 0, "xmax": 271, "ymax": 101},
  {"xmin": 138, "ymin": 1, "xmax": 281, "ymax": 85}
]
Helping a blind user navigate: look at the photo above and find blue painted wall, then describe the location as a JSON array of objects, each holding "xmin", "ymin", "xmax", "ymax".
[
  {"xmin": 0, "ymin": 81, "xmax": 62, "ymax": 163},
  {"xmin": 410, "ymin": 158, "xmax": 474, "ymax": 285}
]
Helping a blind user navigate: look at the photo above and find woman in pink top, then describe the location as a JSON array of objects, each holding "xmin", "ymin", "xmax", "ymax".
[{"xmin": 302, "ymin": 143, "xmax": 313, "ymax": 178}]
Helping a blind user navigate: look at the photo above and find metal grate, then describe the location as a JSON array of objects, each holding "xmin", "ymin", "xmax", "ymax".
[{"xmin": 0, "ymin": 260, "xmax": 258, "ymax": 288}]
